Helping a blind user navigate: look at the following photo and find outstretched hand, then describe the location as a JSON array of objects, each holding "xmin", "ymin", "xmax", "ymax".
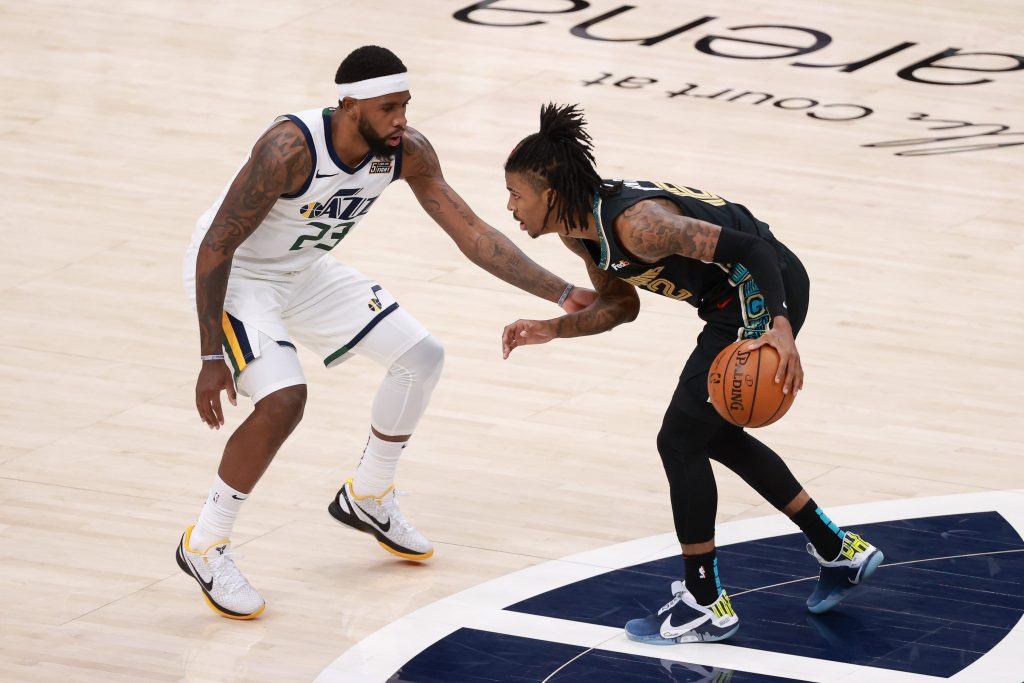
[
  {"xmin": 743, "ymin": 316, "xmax": 803, "ymax": 395},
  {"xmin": 562, "ymin": 286, "xmax": 596, "ymax": 313},
  {"xmin": 502, "ymin": 319, "xmax": 557, "ymax": 359},
  {"xmin": 195, "ymin": 360, "xmax": 237, "ymax": 428}
]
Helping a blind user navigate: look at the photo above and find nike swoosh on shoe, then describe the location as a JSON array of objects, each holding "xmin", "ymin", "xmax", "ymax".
[
  {"xmin": 353, "ymin": 501, "xmax": 391, "ymax": 533},
  {"xmin": 182, "ymin": 550, "xmax": 214, "ymax": 591},
  {"xmin": 660, "ymin": 612, "xmax": 705, "ymax": 638}
]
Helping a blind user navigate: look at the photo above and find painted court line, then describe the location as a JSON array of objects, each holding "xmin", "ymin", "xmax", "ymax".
[{"xmin": 316, "ymin": 490, "xmax": 1024, "ymax": 683}]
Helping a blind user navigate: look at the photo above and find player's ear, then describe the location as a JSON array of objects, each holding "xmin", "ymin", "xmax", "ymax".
[
  {"xmin": 543, "ymin": 187, "xmax": 556, "ymax": 208},
  {"xmin": 340, "ymin": 97, "xmax": 358, "ymax": 117}
]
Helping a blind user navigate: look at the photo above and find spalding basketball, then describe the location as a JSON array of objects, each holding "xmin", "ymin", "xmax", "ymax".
[{"xmin": 707, "ymin": 339, "xmax": 795, "ymax": 428}]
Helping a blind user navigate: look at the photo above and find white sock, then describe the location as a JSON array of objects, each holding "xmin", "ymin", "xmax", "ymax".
[
  {"xmin": 190, "ymin": 474, "xmax": 249, "ymax": 551},
  {"xmin": 352, "ymin": 432, "xmax": 406, "ymax": 497}
]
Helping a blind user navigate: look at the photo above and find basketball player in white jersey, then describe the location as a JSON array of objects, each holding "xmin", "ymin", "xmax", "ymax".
[{"xmin": 176, "ymin": 46, "xmax": 593, "ymax": 619}]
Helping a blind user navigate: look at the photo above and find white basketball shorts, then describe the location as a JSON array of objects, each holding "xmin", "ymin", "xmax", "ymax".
[{"xmin": 183, "ymin": 252, "xmax": 429, "ymax": 400}]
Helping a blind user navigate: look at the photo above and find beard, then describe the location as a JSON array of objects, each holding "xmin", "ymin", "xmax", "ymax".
[{"xmin": 358, "ymin": 118, "xmax": 399, "ymax": 158}]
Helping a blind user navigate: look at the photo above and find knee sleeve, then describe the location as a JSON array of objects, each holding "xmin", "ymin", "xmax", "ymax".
[{"xmin": 370, "ymin": 335, "xmax": 445, "ymax": 436}]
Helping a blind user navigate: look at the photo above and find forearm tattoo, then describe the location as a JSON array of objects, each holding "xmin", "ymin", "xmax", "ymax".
[
  {"xmin": 470, "ymin": 230, "xmax": 566, "ymax": 301},
  {"xmin": 554, "ymin": 299, "xmax": 633, "ymax": 337},
  {"xmin": 554, "ymin": 236, "xmax": 639, "ymax": 336},
  {"xmin": 621, "ymin": 200, "xmax": 719, "ymax": 262},
  {"xmin": 436, "ymin": 184, "xmax": 478, "ymax": 228},
  {"xmin": 404, "ymin": 127, "xmax": 565, "ymax": 302}
]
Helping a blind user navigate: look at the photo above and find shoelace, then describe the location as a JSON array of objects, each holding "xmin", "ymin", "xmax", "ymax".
[
  {"xmin": 808, "ymin": 541, "xmax": 868, "ymax": 567},
  {"xmin": 206, "ymin": 548, "xmax": 250, "ymax": 594},
  {"xmin": 657, "ymin": 591, "xmax": 684, "ymax": 615}
]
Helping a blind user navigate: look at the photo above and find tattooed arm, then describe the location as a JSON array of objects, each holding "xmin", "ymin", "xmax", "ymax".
[
  {"xmin": 616, "ymin": 198, "xmax": 803, "ymax": 394},
  {"xmin": 615, "ymin": 198, "xmax": 786, "ymax": 318},
  {"xmin": 502, "ymin": 236, "xmax": 640, "ymax": 358},
  {"xmin": 614, "ymin": 198, "xmax": 720, "ymax": 262},
  {"xmin": 193, "ymin": 121, "xmax": 311, "ymax": 428},
  {"xmin": 401, "ymin": 127, "xmax": 584, "ymax": 306}
]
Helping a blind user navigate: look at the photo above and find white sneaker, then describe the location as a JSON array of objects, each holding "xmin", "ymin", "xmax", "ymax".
[
  {"xmin": 625, "ymin": 581, "xmax": 739, "ymax": 644},
  {"xmin": 328, "ymin": 479, "xmax": 434, "ymax": 560},
  {"xmin": 175, "ymin": 526, "xmax": 266, "ymax": 619}
]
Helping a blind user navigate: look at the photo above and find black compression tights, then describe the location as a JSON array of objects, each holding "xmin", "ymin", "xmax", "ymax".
[{"xmin": 657, "ymin": 403, "xmax": 805, "ymax": 545}]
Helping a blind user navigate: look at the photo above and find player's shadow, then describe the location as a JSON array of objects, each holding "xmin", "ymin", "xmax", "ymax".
[{"xmin": 804, "ymin": 611, "xmax": 874, "ymax": 660}]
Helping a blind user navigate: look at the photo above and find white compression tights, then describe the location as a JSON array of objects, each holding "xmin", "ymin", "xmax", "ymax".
[
  {"xmin": 370, "ymin": 333, "xmax": 445, "ymax": 435},
  {"xmin": 353, "ymin": 334, "xmax": 445, "ymax": 496}
]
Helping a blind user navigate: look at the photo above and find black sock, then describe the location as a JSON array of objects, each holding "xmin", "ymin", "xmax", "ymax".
[
  {"xmin": 684, "ymin": 550, "xmax": 720, "ymax": 606},
  {"xmin": 792, "ymin": 499, "xmax": 844, "ymax": 561}
]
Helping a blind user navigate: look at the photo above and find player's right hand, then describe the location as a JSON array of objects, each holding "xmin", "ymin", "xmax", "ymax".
[
  {"xmin": 743, "ymin": 316, "xmax": 803, "ymax": 395},
  {"xmin": 196, "ymin": 360, "xmax": 237, "ymax": 429}
]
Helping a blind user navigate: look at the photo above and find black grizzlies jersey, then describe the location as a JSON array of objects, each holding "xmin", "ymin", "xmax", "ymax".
[{"xmin": 580, "ymin": 180, "xmax": 775, "ymax": 308}]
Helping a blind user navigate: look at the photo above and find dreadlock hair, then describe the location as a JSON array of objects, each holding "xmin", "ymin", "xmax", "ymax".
[
  {"xmin": 335, "ymin": 46, "xmax": 407, "ymax": 84},
  {"xmin": 505, "ymin": 103, "xmax": 603, "ymax": 232}
]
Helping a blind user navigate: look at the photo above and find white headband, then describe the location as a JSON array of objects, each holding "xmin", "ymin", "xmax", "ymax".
[{"xmin": 337, "ymin": 73, "xmax": 411, "ymax": 100}]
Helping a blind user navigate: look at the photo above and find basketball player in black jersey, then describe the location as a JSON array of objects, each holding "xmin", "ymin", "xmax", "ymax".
[{"xmin": 501, "ymin": 104, "xmax": 884, "ymax": 644}]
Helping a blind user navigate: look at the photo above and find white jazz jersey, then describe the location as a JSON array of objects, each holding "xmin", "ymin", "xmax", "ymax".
[{"xmin": 186, "ymin": 107, "xmax": 403, "ymax": 278}]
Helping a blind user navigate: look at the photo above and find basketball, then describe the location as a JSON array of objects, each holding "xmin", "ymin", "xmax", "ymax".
[{"xmin": 707, "ymin": 339, "xmax": 795, "ymax": 428}]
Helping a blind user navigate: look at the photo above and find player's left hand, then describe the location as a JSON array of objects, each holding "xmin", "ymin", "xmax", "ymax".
[
  {"xmin": 744, "ymin": 316, "xmax": 803, "ymax": 395},
  {"xmin": 502, "ymin": 319, "xmax": 557, "ymax": 359},
  {"xmin": 562, "ymin": 286, "xmax": 596, "ymax": 313}
]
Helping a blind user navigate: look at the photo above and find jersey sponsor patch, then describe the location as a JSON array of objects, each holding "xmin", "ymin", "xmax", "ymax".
[{"xmin": 369, "ymin": 160, "xmax": 393, "ymax": 174}]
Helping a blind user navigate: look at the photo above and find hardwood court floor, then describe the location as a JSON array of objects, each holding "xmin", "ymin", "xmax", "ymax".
[{"xmin": 0, "ymin": 1, "xmax": 1021, "ymax": 681}]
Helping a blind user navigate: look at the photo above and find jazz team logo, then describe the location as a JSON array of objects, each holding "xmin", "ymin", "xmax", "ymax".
[
  {"xmin": 367, "ymin": 285, "xmax": 384, "ymax": 313},
  {"xmin": 300, "ymin": 202, "xmax": 324, "ymax": 219},
  {"xmin": 298, "ymin": 188, "xmax": 378, "ymax": 220}
]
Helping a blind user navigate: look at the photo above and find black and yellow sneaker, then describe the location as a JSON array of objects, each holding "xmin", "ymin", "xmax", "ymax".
[
  {"xmin": 175, "ymin": 526, "xmax": 266, "ymax": 619},
  {"xmin": 328, "ymin": 479, "xmax": 434, "ymax": 561}
]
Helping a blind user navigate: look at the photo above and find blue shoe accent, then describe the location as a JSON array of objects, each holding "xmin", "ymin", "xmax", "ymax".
[
  {"xmin": 625, "ymin": 581, "xmax": 739, "ymax": 644},
  {"xmin": 806, "ymin": 531, "xmax": 884, "ymax": 614}
]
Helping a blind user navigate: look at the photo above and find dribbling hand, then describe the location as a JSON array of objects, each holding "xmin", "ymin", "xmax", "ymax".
[
  {"xmin": 195, "ymin": 360, "xmax": 237, "ymax": 429},
  {"xmin": 743, "ymin": 316, "xmax": 803, "ymax": 395}
]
